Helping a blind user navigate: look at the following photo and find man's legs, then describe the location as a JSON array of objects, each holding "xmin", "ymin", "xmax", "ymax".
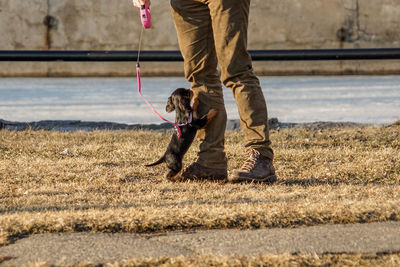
[
  {"xmin": 208, "ymin": 0, "xmax": 276, "ymax": 182},
  {"xmin": 170, "ymin": 0, "xmax": 228, "ymax": 176}
]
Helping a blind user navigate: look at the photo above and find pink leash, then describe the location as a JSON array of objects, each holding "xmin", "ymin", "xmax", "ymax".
[
  {"xmin": 136, "ymin": 63, "xmax": 183, "ymax": 138},
  {"xmin": 136, "ymin": 4, "xmax": 193, "ymax": 138}
]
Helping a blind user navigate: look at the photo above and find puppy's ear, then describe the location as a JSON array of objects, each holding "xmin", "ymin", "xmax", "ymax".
[
  {"xmin": 166, "ymin": 96, "xmax": 175, "ymax": 112},
  {"xmin": 189, "ymin": 90, "xmax": 194, "ymax": 100},
  {"xmin": 178, "ymin": 101, "xmax": 187, "ymax": 112}
]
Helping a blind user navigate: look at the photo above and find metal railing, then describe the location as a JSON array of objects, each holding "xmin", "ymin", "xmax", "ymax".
[{"xmin": 1, "ymin": 48, "xmax": 400, "ymax": 62}]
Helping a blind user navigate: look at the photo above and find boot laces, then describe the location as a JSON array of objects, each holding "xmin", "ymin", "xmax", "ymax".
[{"xmin": 240, "ymin": 149, "xmax": 261, "ymax": 172}]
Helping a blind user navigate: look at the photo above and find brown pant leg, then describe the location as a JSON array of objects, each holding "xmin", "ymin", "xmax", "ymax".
[
  {"xmin": 208, "ymin": 0, "xmax": 274, "ymax": 160},
  {"xmin": 170, "ymin": 0, "xmax": 228, "ymax": 170}
]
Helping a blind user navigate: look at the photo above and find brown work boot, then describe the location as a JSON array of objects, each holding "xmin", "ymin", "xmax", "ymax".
[
  {"xmin": 172, "ymin": 162, "xmax": 227, "ymax": 182},
  {"xmin": 229, "ymin": 149, "xmax": 277, "ymax": 183}
]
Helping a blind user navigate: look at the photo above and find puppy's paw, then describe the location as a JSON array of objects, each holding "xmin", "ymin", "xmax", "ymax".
[
  {"xmin": 165, "ymin": 169, "xmax": 180, "ymax": 181},
  {"xmin": 207, "ymin": 109, "xmax": 218, "ymax": 120}
]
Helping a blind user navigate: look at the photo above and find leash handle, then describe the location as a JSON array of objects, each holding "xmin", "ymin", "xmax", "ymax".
[
  {"xmin": 140, "ymin": 4, "xmax": 152, "ymax": 29},
  {"xmin": 136, "ymin": 65, "xmax": 182, "ymax": 138}
]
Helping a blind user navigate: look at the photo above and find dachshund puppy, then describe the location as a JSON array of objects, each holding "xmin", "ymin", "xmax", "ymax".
[{"xmin": 146, "ymin": 88, "xmax": 218, "ymax": 181}]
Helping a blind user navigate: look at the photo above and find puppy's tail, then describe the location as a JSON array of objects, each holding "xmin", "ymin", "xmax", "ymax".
[{"xmin": 145, "ymin": 156, "xmax": 165, "ymax": 167}]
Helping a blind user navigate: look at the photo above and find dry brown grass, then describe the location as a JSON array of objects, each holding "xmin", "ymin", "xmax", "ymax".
[
  {"xmin": 23, "ymin": 253, "xmax": 400, "ymax": 267},
  {"xmin": 1, "ymin": 126, "xmax": 399, "ymax": 246},
  {"xmin": 111, "ymin": 253, "xmax": 400, "ymax": 267}
]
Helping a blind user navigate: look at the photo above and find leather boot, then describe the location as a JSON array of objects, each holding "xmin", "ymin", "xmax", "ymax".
[{"xmin": 229, "ymin": 149, "xmax": 277, "ymax": 183}]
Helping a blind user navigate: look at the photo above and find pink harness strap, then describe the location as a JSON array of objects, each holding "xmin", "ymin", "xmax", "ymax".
[{"xmin": 136, "ymin": 64, "xmax": 184, "ymax": 138}]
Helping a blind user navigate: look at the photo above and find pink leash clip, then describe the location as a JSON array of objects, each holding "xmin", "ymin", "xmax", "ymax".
[{"xmin": 140, "ymin": 5, "xmax": 152, "ymax": 29}]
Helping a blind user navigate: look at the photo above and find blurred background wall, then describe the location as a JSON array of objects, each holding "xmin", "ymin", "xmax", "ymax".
[{"xmin": 0, "ymin": 0, "xmax": 399, "ymax": 76}]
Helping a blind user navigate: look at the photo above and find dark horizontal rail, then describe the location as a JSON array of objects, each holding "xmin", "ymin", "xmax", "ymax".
[{"xmin": 1, "ymin": 48, "xmax": 400, "ymax": 62}]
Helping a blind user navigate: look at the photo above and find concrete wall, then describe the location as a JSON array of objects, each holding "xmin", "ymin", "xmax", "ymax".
[{"xmin": 0, "ymin": 0, "xmax": 399, "ymax": 76}]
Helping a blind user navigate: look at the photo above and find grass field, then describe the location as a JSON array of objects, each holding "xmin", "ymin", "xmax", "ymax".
[
  {"xmin": 98, "ymin": 254, "xmax": 400, "ymax": 267},
  {"xmin": 2, "ymin": 253, "xmax": 400, "ymax": 266},
  {"xmin": 1, "ymin": 124, "xmax": 399, "ymax": 265}
]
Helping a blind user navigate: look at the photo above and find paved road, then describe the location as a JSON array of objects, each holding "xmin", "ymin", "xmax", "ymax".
[{"xmin": 1, "ymin": 222, "xmax": 400, "ymax": 266}]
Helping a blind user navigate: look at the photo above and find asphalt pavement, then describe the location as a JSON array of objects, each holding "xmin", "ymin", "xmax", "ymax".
[{"xmin": 1, "ymin": 222, "xmax": 400, "ymax": 266}]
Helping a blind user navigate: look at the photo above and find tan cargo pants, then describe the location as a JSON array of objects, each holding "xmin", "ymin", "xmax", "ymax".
[{"xmin": 170, "ymin": 0, "xmax": 274, "ymax": 170}]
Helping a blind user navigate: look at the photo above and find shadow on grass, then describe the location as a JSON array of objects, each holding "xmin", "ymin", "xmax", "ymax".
[
  {"xmin": 0, "ymin": 197, "xmax": 302, "ymax": 215},
  {"xmin": 279, "ymin": 177, "xmax": 398, "ymax": 187},
  {"xmin": 2, "ymin": 178, "xmax": 397, "ymax": 215},
  {"xmin": 279, "ymin": 178, "xmax": 341, "ymax": 186}
]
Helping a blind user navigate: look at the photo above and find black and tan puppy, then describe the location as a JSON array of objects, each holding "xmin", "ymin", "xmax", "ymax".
[{"xmin": 146, "ymin": 88, "xmax": 217, "ymax": 181}]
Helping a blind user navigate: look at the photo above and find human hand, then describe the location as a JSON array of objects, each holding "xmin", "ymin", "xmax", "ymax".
[{"xmin": 132, "ymin": 0, "xmax": 151, "ymax": 8}]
